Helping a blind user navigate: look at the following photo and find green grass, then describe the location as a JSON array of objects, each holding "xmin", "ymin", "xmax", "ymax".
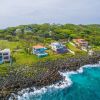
[
  {"xmin": 0, "ymin": 40, "xmax": 21, "ymax": 50},
  {"xmin": 0, "ymin": 40, "xmax": 99, "ymax": 76},
  {"xmin": 93, "ymin": 46, "xmax": 100, "ymax": 51},
  {"xmin": 0, "ymin": 63, "xmax": 10, "ymax": 76},
  {"xmin": 13, "ymin": 51, "xmax": 39, "ymax": 65},
  {"xmin": 0, "ymin": 40, "xmax": 84, "ymax": 65},
  {"xmin": 40, "ymin": 49, "xmax": 73, "ymax": 62},
  {"xmin": 66, "ymin": 42, "xmax": 82, "ymax": 52},
  {"xmin": 0, "ymin": 40, "xmax": 39, "ymax": 65}
]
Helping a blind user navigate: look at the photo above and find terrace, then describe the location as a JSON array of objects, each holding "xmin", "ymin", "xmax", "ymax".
[
  {"xmin": 32, "ymin": 45, "xmax": 48, "ymax": 57},
  {"xmin": 50, "ymin": 42, "xmax": 68, "ymax": 53},
  {"xmin": 73, "ymin": 39, "xmax": 88, "ymax": 46}
]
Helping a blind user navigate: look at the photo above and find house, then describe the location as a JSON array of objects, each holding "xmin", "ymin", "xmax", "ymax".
[
  {"xmin": 73, "ymin": 39, "xmax": 88, "ymax": 50},
  {"xmin": 50, "ymin": 42, "xmax": 68, "ymax": 53},
  {"xmin": 32, "ymin": 45, "xmax": 48, "ymax": 57},
  {"xmin": 0, "ymin": 49, "xmax": 11, "ymax": 64}
]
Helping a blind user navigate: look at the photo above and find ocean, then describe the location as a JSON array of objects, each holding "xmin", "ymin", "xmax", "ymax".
[{"xmin": 9, "ymin": 64, "xmax": 100, "ymax": 100}]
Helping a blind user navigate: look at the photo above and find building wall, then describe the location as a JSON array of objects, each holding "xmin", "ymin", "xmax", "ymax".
[{"xmin": 0, "ymin": 50, "xmax": 10, "ymax": 62}]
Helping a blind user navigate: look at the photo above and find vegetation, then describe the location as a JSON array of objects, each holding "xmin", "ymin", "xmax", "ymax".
[
  {"xmin": 0, "ymin": 23, "xmax": 100, "ymax": 76},
  {"xmin": 0, "ymin": 24, "xmax": 100, "ymax": 99},
  {"xmin": 0, "ymin": 24, "xmax": 100, "ymax": 45},
  {"xmin": 66, "ymin": 42, "xmax": 81, "ymax": 52}
]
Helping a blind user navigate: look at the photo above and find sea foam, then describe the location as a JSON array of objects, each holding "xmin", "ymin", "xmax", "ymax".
[
  {"xmin": 9, "ymin": 64, "xmax": 100, "ymax": 100},
  {"xmin": 9, "ymin": 73, "xmax": 72, "ymax": 100}
]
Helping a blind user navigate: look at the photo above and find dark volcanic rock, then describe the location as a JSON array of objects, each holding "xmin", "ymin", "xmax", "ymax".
[{"xmin": 0, "ymin": 51, "xmax": 100, "ymax": 99}]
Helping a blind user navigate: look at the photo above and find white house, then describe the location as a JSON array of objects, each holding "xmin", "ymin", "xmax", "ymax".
[
  {"xmin": 0, "ymin": 49, "xmax": 11, "ymax": 64},
  {"xmin": 50, "ymin": 42, "xmax": 68, "ymax": 53}
]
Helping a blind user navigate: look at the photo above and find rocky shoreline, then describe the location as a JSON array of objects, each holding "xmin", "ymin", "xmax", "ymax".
[{"xmin": 0, "ymin": 51, "xmax": 100, "ymax": 100}]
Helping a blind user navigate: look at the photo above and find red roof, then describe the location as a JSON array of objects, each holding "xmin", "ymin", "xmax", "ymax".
[
  {"xmin": 33, "ymin": 45, "xmax": 45, "ymax": 49},
  {"xmin": 73, "ymin": 39, "xmax": 87, "ymax": 43}
]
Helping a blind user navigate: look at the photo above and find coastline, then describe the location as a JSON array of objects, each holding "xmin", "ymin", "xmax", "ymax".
[
  {"xmin": 0, "ymin": 52, "xmax": 100, "ymax": 99},
  {"xmin": 9, "ymin": 64, "xmax": 100, "ymax": 100}
]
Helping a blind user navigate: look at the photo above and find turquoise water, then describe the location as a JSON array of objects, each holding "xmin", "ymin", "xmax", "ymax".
[{"xmin": 11, "ymin": 65, "xmax": 100, "ymax": 100}]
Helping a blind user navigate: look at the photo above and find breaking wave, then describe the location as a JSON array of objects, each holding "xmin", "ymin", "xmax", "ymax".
[{"xmin": 9, "ymin": 64, "xmax": 100, "ymax": 100}]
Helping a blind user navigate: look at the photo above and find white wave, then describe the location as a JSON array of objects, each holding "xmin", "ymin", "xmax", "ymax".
[
  {"xmin": 77, "ymin": 67, "xmax": 83, "ymax": 73},
  {"xmin": 9, "ymin": 64, "xmax": 100, "ymax": 100},
  {"xmin": 9, "ymin": 76, "xmax": 72, "ymax": 100},
  {"xmin": 60, "ymin": 64, "xmax": 100, "ymax": 76},
  {"xmin": 77, "ymin": 64, "xmax": 100, "ymax": 74}
]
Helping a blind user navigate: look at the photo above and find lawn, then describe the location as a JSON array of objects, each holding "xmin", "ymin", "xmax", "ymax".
[
  {"xmin": 12, "ymin": 50, "xmax": 39, "ymax": 65},
  {"xmin": 0, "ymin": 40, "xmax": 94, "ymax": 76},
  {"xmin": 0, "ymin": 40, "xmax": 82, "ymax": 65},
  {"xmin": 0, "ymin": 40, "xmax": 49, "ymax": 76},
  {"xmin": 0, "ymin": 40, "xmax": 21, "ymax": 50},
  {"xmin": 93, "ymin": 46, "xmax": 100, "ymax": 51},
  {"xmin": 0, "ymin": 40, "xmax": 38, "ymax": 64},
  {"xmin": 66, "ymin": 42, "xmax": 82, "ymax": 52}
]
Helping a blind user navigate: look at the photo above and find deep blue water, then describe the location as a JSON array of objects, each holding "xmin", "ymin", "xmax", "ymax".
[{"xmin": 10, "ymin": 65, "xmax": 100, "ymax": 100}]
